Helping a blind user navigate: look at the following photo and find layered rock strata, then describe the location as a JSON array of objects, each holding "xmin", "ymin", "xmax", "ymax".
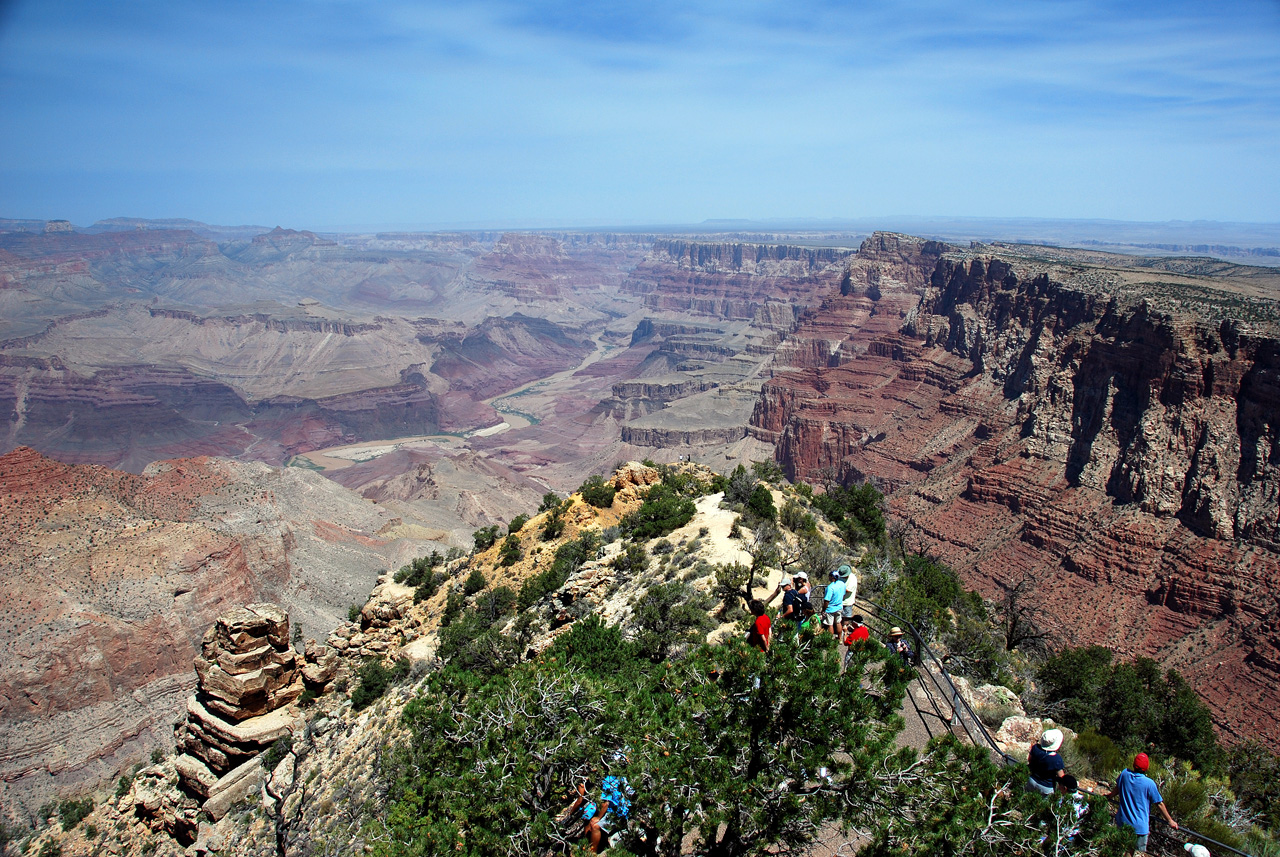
[
  {"xmin": 758, "ymin": 233, "xmax": 1280, "ymax": 742},
  {"xmin": 173, "ymin": 604, "xmax": 339, "ymax": 820},
  {"xmin": 621, "ymin": 240, "xmax": 853, "ymax": 324},
  {"xmin": 0, "ymin": 447, "xmax": 428, "ymax": 814}
]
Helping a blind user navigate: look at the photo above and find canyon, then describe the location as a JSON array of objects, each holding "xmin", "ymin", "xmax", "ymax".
[
  {"xmin": 2, "ymin": 217, "xmax": 1279, "ymax": 819},
  {"xmin": 754, "ymin": 233, "xmax": 1280, "ymax": 743}
]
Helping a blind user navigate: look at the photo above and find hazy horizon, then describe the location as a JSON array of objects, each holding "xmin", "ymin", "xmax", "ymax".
[{"xmin": 2, "ymin": 0, "xmax": 1278, "ymax": 229}]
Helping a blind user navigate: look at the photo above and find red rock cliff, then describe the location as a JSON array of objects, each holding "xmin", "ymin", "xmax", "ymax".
[{"xmin": 758, "ymin": 235, "xmax": 1280, "ymax": 744}]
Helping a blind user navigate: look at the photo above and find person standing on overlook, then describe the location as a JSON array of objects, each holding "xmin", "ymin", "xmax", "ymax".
[
  {"xmin": 1115, "ymin": 752, "xmax": 1178, "ymax": 854},
  {"xmin": 823, "ymin": 567, "xmax": 846, "ymax": 639}
]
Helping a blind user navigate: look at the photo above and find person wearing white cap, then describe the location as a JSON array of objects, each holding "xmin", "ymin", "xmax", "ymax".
[{"xmin": 1027, "ymin": 728, "xmax": 1067, "ymax": 795}]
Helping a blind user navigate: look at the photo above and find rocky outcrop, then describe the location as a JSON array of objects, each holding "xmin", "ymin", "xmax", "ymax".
[
  {"xmin": 172, "ymin": 604, "xmax": 315, "ymax": 814},
  {"xmin": 427, "ymin": 313, "xmax": 594, "ymax": 400},
  {"xmin": 760, "ymin": 235, "xmax": 1280, "ymax": 743},
  {"xmin": 0, "ymin": 448, "xmax": 431, "ymax": 816}
]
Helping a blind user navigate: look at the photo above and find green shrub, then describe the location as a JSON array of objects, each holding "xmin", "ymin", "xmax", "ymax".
[
  {"xmin": 551, "ymin": 612, "xmax": 638, "ymax": 678},
  {"xmin": 538, "ymin": 492, "xmax": 562, "ymax": 512},
  {"xmin": 84, "ymin": 823, "xmax": 97, "ymax": 840},
  {"xmin": 472, "ymin": 525, "xmax": 500, "ymax": 552},
  {"xmin": 261, "ymin": 734, "xmax": 294, "ymax": 771},
  {"xmin": 881, "ymin": 554, "xmax": 962, "ymax": 641},
  {"xmin": 746, "ymin": 484, "xmax": 777, "ymax": 522},
  {"xmin": 579, "ymin": 475, "xmax": 616, "ymax": 508},
  {"xmin": 441, "ymin": 590, "xmax": 465, "ymax": 627},
  {"xmin": 348, "ymin": 604, "xmax": 361, "ymax": 622},
  {"xmin": 517, "ymin": 531, "xmax": 598, "ymax": 609},
  {"xmin": 1071, "ymin": 728, "xmax": 1126, "ymax": 780},
  {"xmin": 498, "ymin": 534, "xmax": 523, "ymax": 567},
  {"xmin": 394, "ymin": 551, "xmax": 444, "ymax": 586},
  {"xmin": 474, "ymin": 586, "xmax": 517, "ymax": 624},
  {"xmin": 780, "ymin": 499, "xmax": 816, "ymax": 534},
  {"xmin": 751, "ymin": 459, "xmax": 785, "ymax": 483},
  {"xmin": 1037, "ymin": 648, "xmax": 1222, "ymax": 771},
  {"xmin": 611, "ymin": 542, "xmax": 648, "ymax": 573},
  {"xmin": 464, "ymin": 568, "xmax": 488, "ymax": 595},
  {"xmin": 540, "ymin": 508, "xmax": 567, "ymax": 541},
  {"xmin": 620, "ymin": 484, "xmax": 695, "ymax": 540},
  {"xmin": 58, "ymin": 797, "xmax": 94, "ymax": 831},
  {"xmin": 632, "ymin": 580, "xmax": 714, "ymax": 662},
  {"xmin": 351, "ymin": 658, "xmax": 411, "ymax": 711},
  {"xmin": 723, "ymin": 464, "xmax": 756, "ymax": 505},
  {"xmin": 413, "ymin": 571, "xmax": 446, "ymax": 603},
  {"xmin": 39, "ymin": 841, "xmax": 63, "ymax": 857},
  {"xmin": 1228, "ymin": 741, "xmax": 1280, "ymax": 832},
  {"xmin": 507, "ymin": 514, "xmax": 529, "ymax": 534},
  {"xmin": 811, "ymin": 481, "xmax": 886, "ymax": 545}
]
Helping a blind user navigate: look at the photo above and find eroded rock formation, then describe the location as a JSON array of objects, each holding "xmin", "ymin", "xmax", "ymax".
[
  {"xmin": 0, "ymin": 448, "xmax": 433, "ymax": 815},
  {"xmin": 759, "ymin": 233, "xmax": 1280, "ymax": 742},
  {"xmin": 171, "ymin": 604, "xmax": 332, "ymax": 822}
]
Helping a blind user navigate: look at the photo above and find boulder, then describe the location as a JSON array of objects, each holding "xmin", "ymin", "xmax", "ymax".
[
  {"xmin": 951, "ymin": 676, "xmax": 1026, "ymax": 723},
  {"xmin": 174, "ymin": 754, "xmax": 219, "ymax": 799},
  {"xmin": 994, "ymin": 716, "xmax": 1076, "ymax": 759}
]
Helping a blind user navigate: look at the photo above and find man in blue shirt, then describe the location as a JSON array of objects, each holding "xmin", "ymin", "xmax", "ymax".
[
  {"xmin": 1115, "ymin": 752, "xmax": 1178, "ymax": 853},
  {"xmin": 823, "ymin": 568, "xmax": 847, "ymax": 639}
]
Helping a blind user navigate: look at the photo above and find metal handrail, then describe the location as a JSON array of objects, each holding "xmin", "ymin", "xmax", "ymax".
[
  {"xmin": 1167, "ymin": 823, "xmax": 1256, "ymax": 857},
  {"xmin": 858, "ymin": 600, "xmax": 1257, "ymax": 857},
  {"xmin": 858, "ymin": 598, "xmax": 1017, "ymax": 767}
]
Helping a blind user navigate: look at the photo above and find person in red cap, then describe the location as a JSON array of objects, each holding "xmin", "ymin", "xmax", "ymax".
[{"xmin": 1115, "ymin": 752, "xmax": 1178, "ymax": 853}]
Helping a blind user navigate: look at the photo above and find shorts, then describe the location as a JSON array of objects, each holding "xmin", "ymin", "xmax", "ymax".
[
  {"xmin": 822, "ymin": 613, "xmax": 839, "ymax": 626},
  {"xmin": 1026, "ymin": 777, "xmax": 1054, "ymax": 796},
  {"xmin": 1116, "ymin": 824, "xmax": 1147, "ymax": 852},
  {"xmin": 842, "ymin": 605, "xmax": 854, "ymax": 619}
]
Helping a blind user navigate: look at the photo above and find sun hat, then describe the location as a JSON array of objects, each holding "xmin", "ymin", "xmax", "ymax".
[
  {"xmin": 1184, "ymin": 844, "xmax": 1210, "ymax": 857},
  {"xmin": 837, "ymin": 564, "xmax": 852, "ymax": 577},
  {"xmin": 889, "ymin": 627, "xmax": 903, "ymax": 636},
  {"xmin": 830, "ymin": 567, "xmax": 843, "ymax": 578},
  {"xmin": 1040, "ymin": 729, "xmax": 1063, "ymax": 752},
  {"xmin": 781, "ymin": 578, "xmax": 793, "ymax": 587},
  {"xmin": 1133, "ymin": 752, "xmax": 1150, "ymax": 772},
  {"xmin": 793, "ymin": 571, "xmax": 808, "ymax": 580}
]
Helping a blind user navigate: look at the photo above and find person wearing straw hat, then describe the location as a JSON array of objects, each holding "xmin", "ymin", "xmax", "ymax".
[
  {"xmin": 885, "ymin": 626, "xmax": 913, "ymax": 666},
  {"xmin": 1027, "ymin": 728, "xmax": 1067, "ymax": 795}
]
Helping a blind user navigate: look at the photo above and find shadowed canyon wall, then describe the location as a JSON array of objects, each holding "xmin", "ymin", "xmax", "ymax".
[{"xmin": 757, "ymin": 233, "xmax": 1280, "ymax": 743}]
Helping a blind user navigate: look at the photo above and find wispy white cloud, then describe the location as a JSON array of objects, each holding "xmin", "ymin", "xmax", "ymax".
[{"xmin": 0, "ymin": 0, "xmax": 1277, "ymax": 225}]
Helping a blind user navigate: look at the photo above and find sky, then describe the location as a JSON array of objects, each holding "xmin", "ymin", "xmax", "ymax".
[{"xmin": 0, "ymin": 0, "xmax": 1278, "ymax": 231}]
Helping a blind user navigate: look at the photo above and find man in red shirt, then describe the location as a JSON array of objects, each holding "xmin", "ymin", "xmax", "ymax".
[
  {"xmin": 844, "ymin": 614, "xmax": 870, "ymax": 645},
  {"xmin": 748, "ymin": 599, "xmax": 771, "ymax": 652}
]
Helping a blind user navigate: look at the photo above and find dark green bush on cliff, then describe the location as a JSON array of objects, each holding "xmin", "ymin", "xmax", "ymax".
[
  {"xmin": 620, "ymin": 483, "xmax": 696, "ymax": 540},
  {"xmin": 351, "ymin": 657, "xmax": 412, "ymax": 711},
  {"xmin": 1037, "ymin": 646, "xmax": 1221, "ymax": 772},
  {"xmin": 578, "ymin": 474, "xmax": 616, "ymax": 508},
  {"xmin": 517, "ymin": 530, "xmax": 599, "ymax": 609},
  {"xmin": 810, "ymin": 481, "xmax": 886, "ymax": 545}
]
